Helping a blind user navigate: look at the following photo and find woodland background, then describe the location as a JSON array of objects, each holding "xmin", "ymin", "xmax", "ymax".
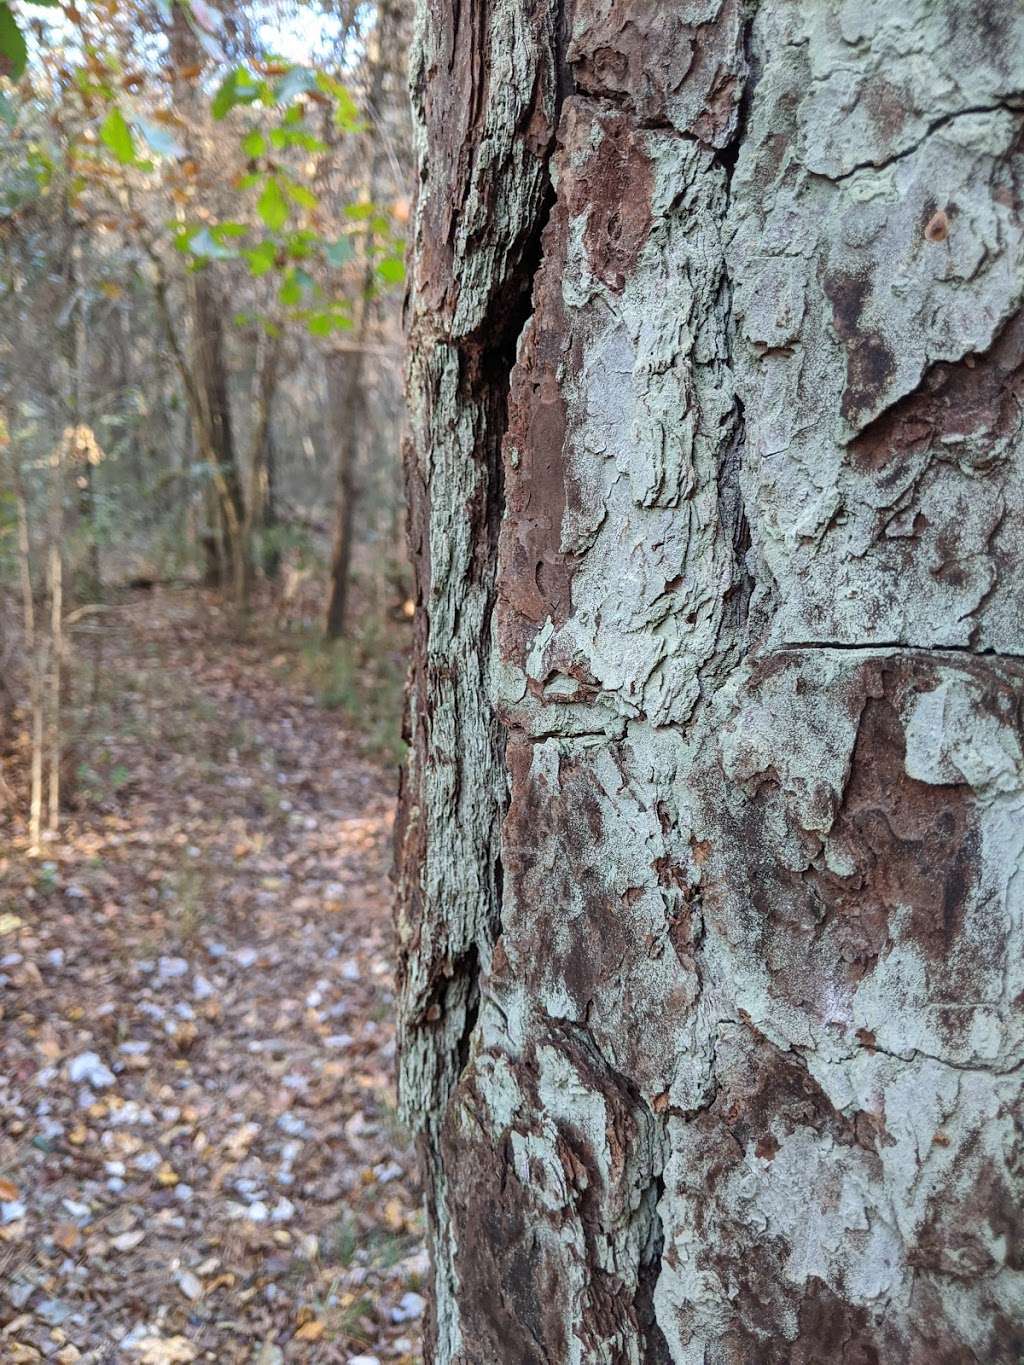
[{"xmin": 1, "ymin": 3, "xmax": 423, "ymax": 1362}]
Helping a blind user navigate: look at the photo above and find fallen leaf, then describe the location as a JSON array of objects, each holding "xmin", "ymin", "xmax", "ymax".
[
  {"xmin": 294, "ymin": 1319, "xmax": 325, "ymax": 1342},
  {"xmin": 8, "ymin": 1344, "xmax": 42, "ymax": 1363},
  {"xmin": 176, "ymin": 1269, "xmax": 202, "ymax": 1301},
  {"xmin": 223, "ymin": 1121, "xmax": 259, "ymax": 1159},
  {"xmin": 52, "ymin": 1222, "xmax": 81, "ymax": 1252},
  {"xmin": 134, "ymin": 1338, "xmax": 196, "ymax": 1364}
]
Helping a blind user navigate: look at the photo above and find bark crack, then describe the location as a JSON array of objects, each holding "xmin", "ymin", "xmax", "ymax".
[
  {"xmin": 777, "ymin": 640, "xmax": 1024, "ymax": 660},
  {"xmin": 811, "ymin": 99, "xmax": 1024, "ymax": 185}
]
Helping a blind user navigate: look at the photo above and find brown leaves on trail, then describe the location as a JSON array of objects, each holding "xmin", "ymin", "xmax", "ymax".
[{"xmin": 0, "ymin": 591, "xmax": 423, "ymax": 1363}]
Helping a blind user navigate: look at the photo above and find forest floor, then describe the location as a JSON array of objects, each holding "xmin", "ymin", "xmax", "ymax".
[{"xmin": 0, "ymin": 591, "xmax": 423, "ymax": 1365}]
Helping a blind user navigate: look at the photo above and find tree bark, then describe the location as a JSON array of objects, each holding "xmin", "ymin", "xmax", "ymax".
[{"xmin": 398, "ymin": 3, "xmax": 1024, "ymax": 1362}]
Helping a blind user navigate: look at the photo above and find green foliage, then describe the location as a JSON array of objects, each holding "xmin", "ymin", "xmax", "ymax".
[
  {"xmin": 256, "ymin": 175, "xmax": 288, "ymax": 231},
  {"xmin": 190, "ymin": 68, "xmax": 404, "ymax": 335},
  {"xmin": 0, "ymin": 0, "xmax": 405, "ymax": 339},
  {"xmin": 315, "ymin": 71, "xmax": 363, "ymax": 132},
  {"xmin": 376, "ymin": 256, "xmax": 405, "ymax": 285},
  {"xmin": 211, "ymin": 67, "xmax": 262, "ymax": 119},
  {"xmin": 99, "ymin": 107, "xmax": 137, "ymax": 164},
  {"xmin": 0, "ymin": 2, "xmax": 26, "ymax": 80}
]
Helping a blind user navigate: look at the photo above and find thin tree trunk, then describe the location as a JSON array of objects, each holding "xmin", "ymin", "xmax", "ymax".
[
  {"xmin": 45, "ymin": 433, "xmax": 64, "ymax": 834},
  {"xmin": 69, "ymin": 217, "xmax": 100, "ymax": 595},
  {"xmin": 260, "ymin": 430, "xmax": 280, "ymax": 580},
  {"xmin": 46, "ymin": 517, "xmax": 62, "ymax": 833},
  {"xmin": 189, "ymin": 271, "xmax": 247, "ymax": 600},
  {"xmin": 323, "ymin": 2, "xmax": 394, "ymax": 640},
  {"xmin": 168, "ymin": 10, "xmax": 248, "ymax": 604},
  {"xmin": 398, "ymin": 3, "xmax": 1024, "ymax": 1362},
  {"xmin": 323, "ymin": 343, "xmax": 363, "ymax": 639},
  {"xmin": 245, "ymin": 329, "xmax": 281, "ymax": 580},
  {"xmin": 8, "ymin": 442, "xmax": 43, "ymax": 853},
  {"xmin": 146, "ymin": 240, "xmax": 246, "ymax": 603}
]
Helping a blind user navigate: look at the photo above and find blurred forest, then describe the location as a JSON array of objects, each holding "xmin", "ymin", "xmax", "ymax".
[
  {"xmin": 0, "ymin": 0, "xmax": 412, "ymax": 847},
  {"xmin": 0, "ymin": 6, "xmax": 427, "ymax": 1361}
]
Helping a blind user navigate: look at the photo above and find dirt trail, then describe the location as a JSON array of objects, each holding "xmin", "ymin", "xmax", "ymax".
[{"xmin": 0, "ymin": 592, "xmax": 423, "ymax": 1364}]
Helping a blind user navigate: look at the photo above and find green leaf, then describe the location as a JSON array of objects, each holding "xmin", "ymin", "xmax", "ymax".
[
  {"xmin": 257, "ymin": 176, "xmax": 288, "ymax": 231},
  {"xmin": 215, "ymin": 221, "xmax": 248, "ymax": 238},
  {"xmin": 307, "ymin": 313, "xmax": 333, "ymax": 337},
  {"xmin": 377, "ymin": 256, "xmax": 406, "ymax": 285},
  {"xmin": 278, "ymin": 268, "xmax": 302, "ymax": 305},
  {"xmin": 0, "ymin": 4, "xmax": 28, "ymax": 81},
  {"xmin": 324, "ymin": 237, "xmax": 354, "ymax": 268},
  {"xmin": 285, "ymin": 229, "xmax": 316, "ymax": 259},
  {"xmin": 289, "ymin": 130, "xmax": 327, "ymax": 153},
  {"xmin": 211, "ymin": 70, "xmax": 239, "ymax": 120},
  {"xmin": 99, "ymin": 108, "xmax": 137, "ymax": 165},
  {"xmin": 334, "ymin": 89, "xmax": 363, "ymax": 131},
  {"xmin": 242, "ymin": 129, "xmax": 266, "ymax": 157},
  {"xmin": 211, "ymin": 67, "xmax": 261, "ymax": 119},
  {"xmin": 172, "ymin": 225, "xmax": 199, "ymax": 253},
  {"xmin": 244, "ymin": 239, "xmax": 277, "ymax": 276},
  {"xmin": 315, "ymin": 71, "xmax": 363, "ymax": 131},
  {"xmin": 283, "ymin": 180, "xmax": 316, "ymax": 210},
  {"xmin": 135, "ymin": 118, "xmax": 184, "ymax": 158}
]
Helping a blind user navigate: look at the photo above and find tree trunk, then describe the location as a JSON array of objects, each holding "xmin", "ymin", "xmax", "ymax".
[
  {"xmin": 323, "ymin": 0, "xmax": 397, "ymax": 640},
  {"xmin": 257, "ymin": 430, "xmax": 281, "ymax": 581},
  {"xmin": 189, "ymin": 273, "xmax": 246, "ymax": 595},
  {"xmin": 168, "ymin": 9, "xmax": 247, "ymax": 601},
  {"xmin": 245, "ymin": 329, "xmax": 281, "ymax": 580},
  {"xmin": 398, "ymin": 3, "xmax": 1024, "ymax": 1362},
  {"xmin": 323, "ymin": 344, "xmax": 363, "ymax": 638}
]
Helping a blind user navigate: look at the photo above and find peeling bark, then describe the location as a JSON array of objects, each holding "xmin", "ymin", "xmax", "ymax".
[{"xmin": 399, "ymin": 3, "xmax": 1024, "ymax": 1361}]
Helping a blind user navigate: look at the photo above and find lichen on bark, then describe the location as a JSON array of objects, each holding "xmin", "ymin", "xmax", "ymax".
[{"xmin": 399, "ymin": 2, "xmax": 1024, "ymax": 1361}]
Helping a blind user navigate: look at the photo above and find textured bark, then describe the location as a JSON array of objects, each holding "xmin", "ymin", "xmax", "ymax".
[{"xmin": 398, "ymin": 3, "xmax": 1024, "ymax": 1361}]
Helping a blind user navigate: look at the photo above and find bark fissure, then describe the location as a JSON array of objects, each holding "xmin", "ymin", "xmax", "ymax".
[
  {"xmin": 779, "ymin": 641, "xmax": 1024, "ymax": 660},
  {"xmin": 814, "ymin": 99, "xmax": 1024, "ymax": 186}
]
